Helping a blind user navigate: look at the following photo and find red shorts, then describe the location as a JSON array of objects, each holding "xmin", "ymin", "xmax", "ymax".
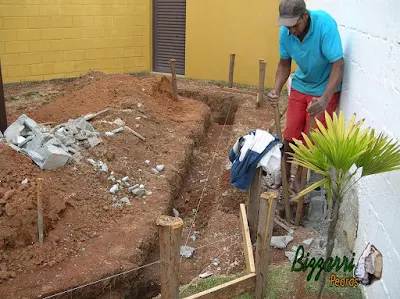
[{"xmin": 283, "ymin": 89, "xmax": 340, "ymax": 142}]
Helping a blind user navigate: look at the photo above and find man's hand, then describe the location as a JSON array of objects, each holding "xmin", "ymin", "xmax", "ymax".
[
  {"xmin": 307, "ymin": 95, "xmax": 329, "ymax": 117},
  {"xmin": 267, "ymin": 89, "xmax": 280, "ymax": 106}
]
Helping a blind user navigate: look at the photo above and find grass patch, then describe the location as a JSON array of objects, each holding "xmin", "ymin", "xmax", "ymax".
[
  {"xmin": 179, "ymin": 264, "xmax": 296, "ymax": 299},
  {"xmin": 304, "ymin": 270, "xmax": 363, "ymax": 299}
]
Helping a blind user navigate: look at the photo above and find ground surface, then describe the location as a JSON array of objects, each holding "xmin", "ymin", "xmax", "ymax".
[{"xmin": 0, "ymin": 73, "xmax": 360, "ymax": 299}]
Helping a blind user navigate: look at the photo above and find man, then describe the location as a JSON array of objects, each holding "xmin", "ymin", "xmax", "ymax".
[{"xmin": 267, "ymin": 0, "xmax": 344, "ymax": 196}]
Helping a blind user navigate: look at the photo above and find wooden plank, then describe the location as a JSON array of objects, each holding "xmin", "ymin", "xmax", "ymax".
[
  {"xmin": 248, "ymin": 167, "xmax": 262, "ymax": 244},
  {"xmin": 169, "ymin": 58, "xmax": 178, "ymax": 100},
  {"xmin": 255, "ymin": 192, "xmax": 277, "ymax": 299},
  {"xmin": 183, "ymin": 273, "xmax": 256, "ymax": 299},
  {"xmin": 220, "ymin": 87, "xmax": 258, "ymax": 96},
  {"xmin": 239, "ymin": 204, "xmax": 256, "ymax": 274},
  {"xmin": 228, "ymin": 53, "xmax": 235, "ymax": 88},
  {"xmin": 257, "ymin": 60, "xmax": 266, "ymax": 108},
  {"xmin": 157, "ymin": 215, "xmax": 183, "ymax": 299},
  {"xmin": 273, "ymin": 104, "xmax": 291, "ymax": 222}
]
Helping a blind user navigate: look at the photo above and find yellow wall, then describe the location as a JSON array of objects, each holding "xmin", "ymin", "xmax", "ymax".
[
  {"xmin": 0, "ymin": 0, "xmax": 152, "ymax": 83},
  {"xmin": 186, "ymin": 0, "xmax": 283, "ymax": 88}
]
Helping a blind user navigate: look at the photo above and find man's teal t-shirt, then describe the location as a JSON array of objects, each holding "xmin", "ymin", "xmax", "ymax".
[{"xmin": 279, "ymin": 10, "xmax": 343, "ymax": 96}]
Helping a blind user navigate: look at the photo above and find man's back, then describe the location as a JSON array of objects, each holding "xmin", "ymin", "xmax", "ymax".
[{"xmin": 279, "ymin": 10, "xmax": 343, "ymax": 96}]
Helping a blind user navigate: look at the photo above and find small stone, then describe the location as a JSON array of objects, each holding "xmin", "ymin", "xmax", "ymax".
[
  {"xmin": 100, "ymin": 163, "xmax": 108, "ymax": 173},
  {"xmin": 303, "ymin": 238, "xmax": 314, "ymax": 246},
  {"xmin": 146, "ymin": 191, "xmax": 152, "ymax": 196},
  {"xmin": 180, "ymin": 246, "xmax": 195, "ymax": 258},
  {"xmin": 222, "ymin": 191, "xmax": 229, "ymax": 197},
  {"xmin": 285, "ymin": 251, "xmax": 296, "ymax": 264},
  {"xmin": 121, "ymin": 176, "xmax": 129, "ymax": 182},
  {"xmin": 111, "ymin": 127, "xmax": 124, "ymax": 134},
  {"xmin": 9, "ymin": 271, "xmax": 16, "ymax": 278},
  {"xmin": 213, "ymin": 259, "xmax": 220, "ymax": 266},
  {"xmin": 155, "ymin": 164, "xmax": 164, "ymax": 172},
  {"xmin": 104, "ymin": 132, "xmax": 115, "ymax": 137},
  {"xmin": 200, "ymin": 179, "xmax": 208, "ymax": 183},
  {"xmin": 270, "ymin": 235, "xmax": 294, "ymax": 249},
  {"xmin": 135, "ymin": 124, "xmax": 140, "ymax": 128},
  {"xmin": 137, "ymin": 103, "xmax": 143, "ymax": 108},
  {"xmin": 139, "ymin": 184, "xmax": 145, "ymax": 189},
  {"xmin": 103, "ymin": 205, "xmax": 109, "ymax": 211},
  {"xmin": 120, "ymin": 197, "xmax": 131, "ymax": 205},
  {"xmin": 21, "ymin": 178, "xmax": 29, "ymax": 184},
  {"xmin": 135, "ymin": 117, "xmax": 141, "ymax": 120},
  {"xmin": 112, "ymin": 202, "xmax": 122, "ymax": 207},
  {"xmin": 145, "ymin": 160, "xmax": 150, "ymax": 164},
  {"xmin": 131, "ymin": 188, "xmax": 146, "ymax": 197},
  {"xmin": 113, "ymin": 118, "xmax": 125, "ymax": 126},
  {"xmin": 172, "ymin": 208, "xmax": 179, "ymax": 217},
  {"xmin": 109, "ymin": 184, "xmax": 119, "ymax": 194},
  {"xmin": 199, "ymin": 272, "xmax": 213, "ymax": 279},
  {"xmin": 82, "ymin": 248, "xmax": 86, "ymax": 252},
  {"xmin": 151, "ymin": 168, "xmax": 159, "ymax": 174}
]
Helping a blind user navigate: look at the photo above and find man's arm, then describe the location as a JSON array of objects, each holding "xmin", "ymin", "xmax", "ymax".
[
  {"xmin": 307, "ymin": 58, "xmax": 344, "ymax": 116},
  {"xmin": 268, "ymin": 58, "xmax": 292, "ymax": 103}
]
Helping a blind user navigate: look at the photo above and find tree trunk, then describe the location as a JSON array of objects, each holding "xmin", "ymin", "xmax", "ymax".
[{"xmin": 317, "ymin": 188, "xmax": 342, "ymax": 299}]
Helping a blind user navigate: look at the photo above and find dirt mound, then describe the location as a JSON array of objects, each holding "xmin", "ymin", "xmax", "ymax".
[{"xmin": 0, "ymin": 73, "xmax": 211, "ymax": 297}]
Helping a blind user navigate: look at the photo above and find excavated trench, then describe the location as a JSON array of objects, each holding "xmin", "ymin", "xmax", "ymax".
[{"xmin": 92, "ymin": 90, "xmax": 240, "ymax": 299}]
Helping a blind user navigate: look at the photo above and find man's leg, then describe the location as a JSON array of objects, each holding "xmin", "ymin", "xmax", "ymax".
[{"xmin": 282, "ymin": 89, "xmax": 308, "ymax": 192}]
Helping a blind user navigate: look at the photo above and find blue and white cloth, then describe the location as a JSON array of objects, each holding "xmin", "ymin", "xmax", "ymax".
[{"xmin": 228, "ymin": 129, "xmax": 282, "ymax": 191}]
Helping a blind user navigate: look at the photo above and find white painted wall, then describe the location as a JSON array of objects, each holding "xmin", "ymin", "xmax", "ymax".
[{"xmin": 304, "ymin": 0, "xmax": 400, "ymax": 298}]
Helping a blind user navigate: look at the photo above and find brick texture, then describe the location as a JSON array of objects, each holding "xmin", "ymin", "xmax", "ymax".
[
  {"xmin": 0, "ymin": 0, "xmax": 150, "ymax": 83},
  {"xmin": 306, "ymin": 1, "xmax": 400, "ymax": 298}
]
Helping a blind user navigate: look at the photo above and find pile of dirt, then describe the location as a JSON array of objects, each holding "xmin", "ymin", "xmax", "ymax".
[{"xmin": 0, "ymin": 73, "xmax": 211, "ymax": 298}]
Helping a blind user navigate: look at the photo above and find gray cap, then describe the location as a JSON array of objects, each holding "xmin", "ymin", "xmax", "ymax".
[{"xmin": 277, "ymin": 0, "xmax": 306, "ymax": 27}]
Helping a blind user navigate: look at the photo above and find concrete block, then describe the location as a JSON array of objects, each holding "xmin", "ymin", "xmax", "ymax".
[
  {"xmin": 21, "ymin": 149, "xmax": 45, "ymax": 165},
  {"xmin": 271, "ymin": 235, "xmax": 294, "ymax": 249},
  {"xmin": 37, "ymin": 145, "xmax": 72, "ymax": 170},
  {"xmin": 25, "ymin": 134, "xmax": 44, "ymax": 151},
  {"xmin": 88, "ymin": 136, "xmax": 102, "ymax": 147},
  {"xmin": 23, "ymin": 117, "xmax": 41, "ymax": 134},
  {"xmin": 180, "ymin": 246, "xmax": 195, "ymax": 258},
  {"xmin": 4, "ymin": 115, "xmax": 26, "ymax": 144}
]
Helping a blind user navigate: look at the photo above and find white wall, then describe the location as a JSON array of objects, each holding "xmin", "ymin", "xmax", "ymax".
[{"xmin": 305, "ymin": 0, "xmax": 400, "ymax": 298}]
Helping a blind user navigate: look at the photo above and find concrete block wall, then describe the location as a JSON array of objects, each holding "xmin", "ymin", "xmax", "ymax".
[
  {"xmin": 0, "ymin": 0, "xmax": 151, "ymax": 83},
  {"xmin": 306, "ymin": 0, "xmax": 400, "ymax": 298}
]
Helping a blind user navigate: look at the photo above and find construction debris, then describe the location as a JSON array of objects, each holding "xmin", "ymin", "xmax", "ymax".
[
  {"xmin": 4, "ymin": 114, "xmax": 102, "ymax": 170},
  {"xmin": 271, "ymin": 235, "xmax": 294, "ymax": 249},
  {"xmin": 180, "ymin": 246, "xmax": 195, "ymax": 258}
]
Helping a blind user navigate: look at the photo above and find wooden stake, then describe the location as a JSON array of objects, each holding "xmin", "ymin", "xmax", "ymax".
[
  {"xmin": 255, "ymin": 192, "xmax": 277, "ymax": 299},
  {"xmin": 83, "ymin": 108, "xmax": 109, "ymax": 121},
  {"xmin": 273, "ymin": 104, "xmax": 291, "ymax": 222},
  {"xmin": 248, "ymin": 167, "xmax": 262, "ymax": 244},
  {"xmin": 37, "ymin": 178, "xmax": 44, "ymax": 244},
  {"xmin": 124, "ymin": 125, "xmax": 146, "ymax": 141},
  {"xmin": 0, "ymin": 61, "xmax": 7, "ymax": 134},
  {"xmin": 157, "ymin": 215, "xmax": 183, "ymax": 299},
  {"xmin": 228, "ymin": 54, "xmax": 236, "ymax": 88},
  {"xmin": 239, "ymin": 204, "xmax": 256, "ymax": 274},
  {"xmin": 257, "ymin": 60, "xmax": 266, "ymax": 108},
  {"xmin": 295, "ymin": 116, "xmax": 315, "ymax": 226},
  {"xmin": 220, "ymin": 87, "xmax": 257, "ymax": 97},
  {"xmin": 169, "ymin": 59, "xmax": 178, "ymax": 100}
]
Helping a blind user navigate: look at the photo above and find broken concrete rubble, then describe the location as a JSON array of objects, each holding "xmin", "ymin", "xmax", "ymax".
[
  {"xmin": 4, "ymin": 114, "xmax": 102, "ymax": 170},
  {"xmin": 270, "ymin": 235, "xmax": 294, "ymax": 249},
  {"xmin": 180, "ymin": 246, "xmax": 195, "ymax": 258}
]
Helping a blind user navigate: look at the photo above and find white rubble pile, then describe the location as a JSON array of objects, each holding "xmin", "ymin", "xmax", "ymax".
[{"xmin": 4, "ymin": 114, "xmax": 102, "ymax": 170}]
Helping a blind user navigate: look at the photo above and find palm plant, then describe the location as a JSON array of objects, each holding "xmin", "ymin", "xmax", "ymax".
[{"xmin": 288, "ymin": 110, "xmax": 400, "ymax": 298}]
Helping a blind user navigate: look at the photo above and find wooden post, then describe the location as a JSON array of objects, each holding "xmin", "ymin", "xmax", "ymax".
[
  {"xmin": 257, "ymin": 60, "xmax": 266, "ymax": 108},
  {"xmin": 37, "ymin": 178, "xmax": 44, "ymax": 244},
  {"xmin": 248, "ymin": 167, "xmax": 262, "ymax": 244},
  {"xmin": 228, "ymin": 54, "xmax": 235, "ymax": 88},
  {"xmin": 239, "ymin": 204, "xmax": 256, "ymax": 274},
  {"xmin": 0, "ymin": 61, "xmax": 7, "ymax": 134},
  {"xmin": 169, "ymin": 59, "xmax": 178, "ymax": 100},
  {"xmin": 295, "ymin": 116, "xmax": 315, "ymax": 226},
  {"xmin": 157, "ymin": 215, "xmax": 183, "ymax": 299},
  {"xmin": 255, "ymin": 192, "xmax": 277, "ymax": 299},
  {"xmin": 273, "ymin": 104, "xmax": 291, "ymax": 222}
]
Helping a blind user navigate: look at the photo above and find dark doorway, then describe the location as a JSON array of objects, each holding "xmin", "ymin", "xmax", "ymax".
[{"xmin": 153, "ymin": 0, "xmax": 186, "ymax": 75}]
